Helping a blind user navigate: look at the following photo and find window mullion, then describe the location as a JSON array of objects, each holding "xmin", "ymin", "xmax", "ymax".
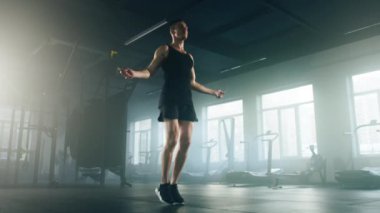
[
  {"xmin": 295, "ymin": 106, "xmax": 302, "ymax": 157},
  {"xmin": 378, "ymin": 90, "xmax": 380, "ymax": 123},
  {"xmin": 278, "ymin": 109, "xmax": 283, "ymax": 159}
]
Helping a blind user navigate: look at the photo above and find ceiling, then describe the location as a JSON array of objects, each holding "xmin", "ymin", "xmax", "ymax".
[{"xmin": 1, "ymin": 0, "xmax": 380, "ymax": 107}]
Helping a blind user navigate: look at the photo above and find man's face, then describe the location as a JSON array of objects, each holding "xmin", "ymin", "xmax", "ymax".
[{"xmin": 172, "ymin": 21, "xmax": 188, "ymax": 40}]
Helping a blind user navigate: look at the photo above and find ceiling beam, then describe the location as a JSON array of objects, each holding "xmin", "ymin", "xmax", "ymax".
[
  {"xmin": 188, "ymin": 7, "xmax": 272, "ymax": 60},
  {"xmin": 258, "ymin": 0, "xmax": 320, "ymax": 35},
  {"xmin": 195, "ymin": 7, "xmax": 271, "ymax": 41}
]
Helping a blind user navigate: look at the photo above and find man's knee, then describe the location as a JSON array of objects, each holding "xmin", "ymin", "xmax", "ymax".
[
  {"xmin": 165, "ymin": 141, "xmax": 177, "ymax": 152},
  {"xmin": 179, "ymin": 136, "xmax": 191, "ymax": 152},
  {"xmin": 165, "ymin": 130, "xmax": 179, "ymax": 151},
  {"xmin": 167, "ymin": 128, "xmax": 179, "ymax": 141}
]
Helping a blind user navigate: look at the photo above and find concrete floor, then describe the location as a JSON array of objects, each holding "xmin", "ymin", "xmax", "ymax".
[{"xmin": 0, "ymin": 184, "xmax": 379, "ymax": 213}]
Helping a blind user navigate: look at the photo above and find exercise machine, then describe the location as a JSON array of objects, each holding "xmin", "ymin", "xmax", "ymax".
[
  {"xmin": 335, "ymin": 120, "xmax": 380, "ymax": 188},
  {"xmin": 202, "ymin": 139, "xmax": 218, "ymax": 178},
  {"xmin": 224, "ymin": 131, "xmax": 279, "ymax": 187}
]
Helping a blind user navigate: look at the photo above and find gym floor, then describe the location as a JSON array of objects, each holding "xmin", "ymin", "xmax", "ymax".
[{"xmin": 0, "ymin": 183, "xmax": 379, "ymax": 213}]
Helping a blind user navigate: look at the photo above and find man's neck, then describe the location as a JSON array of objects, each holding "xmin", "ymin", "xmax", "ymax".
[{"xmin": 171, "ymin": 40, "xmax": 185, "ymax": 51}]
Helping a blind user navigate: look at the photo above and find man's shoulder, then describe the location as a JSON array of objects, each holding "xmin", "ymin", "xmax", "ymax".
[
  {"xmin": 157, "ymin": 44, "xmax": 169, "ymax": 51},
  {"xmin": 157, "ymin": 45, "xmax": 169, "ymax": 54},
  {"xmin": 155, "ymin": 45, "xmax": 169, "ymax": 57}
]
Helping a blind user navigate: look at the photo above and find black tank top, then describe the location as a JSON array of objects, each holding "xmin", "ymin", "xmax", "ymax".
[{"xmin": 159, "ymin": 45, "xmax": 194, "ymax": 107}]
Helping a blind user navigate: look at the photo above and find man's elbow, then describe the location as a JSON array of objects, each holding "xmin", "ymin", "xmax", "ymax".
[
  {"xmin": 190, "ymin": 80, "xmax": 197, "ymax": 88},
  {"xmin": 145, "ymin": 70, "xmax": 152, "ymax": 79}
]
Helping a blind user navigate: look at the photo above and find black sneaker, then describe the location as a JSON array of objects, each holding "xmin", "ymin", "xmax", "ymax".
[
  {"xmin": 170, "ymin": 184, "xmax": 184, "ymax": 205},
  {"xmin": 155, "ymin": 183, "xmax": 173, "ymax": 205}
]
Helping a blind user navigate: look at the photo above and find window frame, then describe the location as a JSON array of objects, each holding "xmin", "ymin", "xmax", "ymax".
[
  {"xmin": 350, "ymin": 70, "xmax": 380, "ymax": 156},
  {"xmin": 258, "ymin": 84, "xmax": 317, "ymax": 160},
  {"xmin": 131, "ymin": 118, "xmax": 152, "ymax": 165},
  {"xmin": 204, "ymin": 99, "xmax": 245, "ymax": 163}
]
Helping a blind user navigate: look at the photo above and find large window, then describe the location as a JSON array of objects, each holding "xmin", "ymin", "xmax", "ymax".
[
  {"xmin": 351, "ymin": 70, "xmax": 380, "ymax": 155},
  {"xmin": 0, "ymin": 107, "xmax": 31, "ymax": 161},
  {"xmin": 206, "ymin": 100, "xmax": 244, "ymax": 163},
  {"xmin": 260, "ymin": 85, "xmax": 317, "ymax": 159},
  {"xmin": 132, "ymin": 119, "xmax": 151, "ymax": 165}
]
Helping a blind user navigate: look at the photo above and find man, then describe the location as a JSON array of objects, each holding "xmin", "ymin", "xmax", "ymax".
[{"xmin": 120, "ymin": 20, "xmax": 224, "ymax": 205}]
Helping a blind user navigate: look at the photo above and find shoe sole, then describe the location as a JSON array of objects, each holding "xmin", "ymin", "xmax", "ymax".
[
  {"xmin": 172, "ymin": 202, "xmax": 185, "ymax": 206},
  {"xmin": 155, "ymin": 188, "xmax": 173, "ymax": 205}
]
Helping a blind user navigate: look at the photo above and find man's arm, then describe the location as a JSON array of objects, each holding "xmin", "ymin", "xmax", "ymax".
[
  {"xmin": 189, "ymin": 54, "xmax": 224, "ymax": 98},
  {"xmin": 120, "ymin": 45, "xmax": 168, "ymax": 79}
]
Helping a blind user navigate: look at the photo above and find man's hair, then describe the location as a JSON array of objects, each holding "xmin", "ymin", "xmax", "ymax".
[{"xmin": 169, "ymin": 19, "xmax": 185, "ymax": 33}]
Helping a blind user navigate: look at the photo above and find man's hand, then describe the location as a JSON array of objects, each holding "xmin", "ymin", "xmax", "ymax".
[
  {"xmin": 214, "ymin": 89, "xmax": 224, "ymax": 98},
  {"xmin": 119, "ymin": 67, "xmax": 135, "ymax": 79}
]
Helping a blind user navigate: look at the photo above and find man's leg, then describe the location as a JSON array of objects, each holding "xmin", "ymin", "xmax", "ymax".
[
  {"xmin": 169, "ymin": 121, "xmax": 192, "ymax": 205},
  {"xmin": 155, "ymin": 119, "xmax": 179, "ymax": 205},
  {"xmin": 171, "ymin": 121, "xmax": 192, "ymax": 184},
  {"xmin": 161, "ymin": 119, "xmax": 179, "ymax": 183}
]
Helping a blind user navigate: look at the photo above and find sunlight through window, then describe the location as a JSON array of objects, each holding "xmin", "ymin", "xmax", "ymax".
[
  {"xmin": 260, "ymin": 85, "xmax": 317, "ymax": 159},
  {"xmin": 206, "ymin": 100, "xmax": 244, "ymax": 165},
  {"xmin": 352, "ymin": 70, "xmax": 380, "ymax": 155}
]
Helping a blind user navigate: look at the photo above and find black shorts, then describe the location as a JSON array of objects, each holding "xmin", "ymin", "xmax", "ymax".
[{"xmin": 158, "ymin": 104, "xmax": 198, "ymax": 122}]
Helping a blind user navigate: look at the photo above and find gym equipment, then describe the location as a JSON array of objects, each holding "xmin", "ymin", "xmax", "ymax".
[
  {"xmin": 221, "ymin": 118, "xmax": 235, "ymax": 171},
  {"xmin": 275, "ymin": 145, "xmax": 327, "ymax": 185},
  {"xmin": 177, "ymin": 139, "xmax": 219, "ymax": 183},
  {"xmin": 224, "ymin": 131, "xmax": 279, "ymax": 187},
  {"xmin": 304, "ymin": 145, "xmax": 326, "ymax": 183},
  {"xmin": 292, "ymin": 145, "xmax": 327, "ymax": 184},
  {"xmin": 335, "ymin": 120, "xmax": 380, "ymax": 189},
  {"xmin": 65, "ymin": 92, "xmax": 131, "ymax": 187},
  {"xmin": 0, "ymin": 99, "xmax": 60, "ymax": 187},
  {"xmin": 202, "ymin": 139, "xmax": 217, "ymax": 178},
  {"xmin": 182, "ymin": 119, "xmax": 235, "ymax": 183},
  {"xmin": 182, "ymin": 118, "xmax": 235, "ymax": 183}
]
